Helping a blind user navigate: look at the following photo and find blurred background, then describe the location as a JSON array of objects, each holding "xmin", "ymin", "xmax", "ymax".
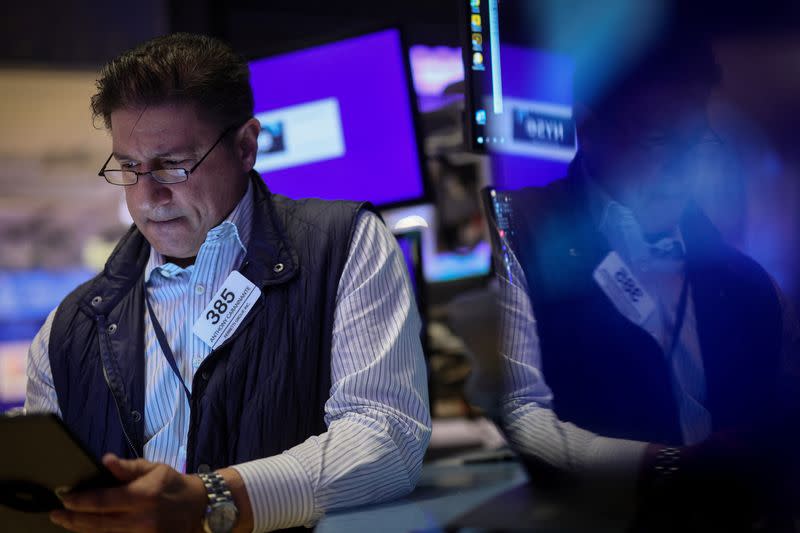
[{"xmin": 1, "ymin": 0, "xmax": 799, "ymax": 457}]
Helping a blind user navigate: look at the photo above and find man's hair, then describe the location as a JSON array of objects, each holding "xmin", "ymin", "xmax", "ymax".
[{"xmin": 90, "ymin": 33, "xmax": 254, "ymax": 130}]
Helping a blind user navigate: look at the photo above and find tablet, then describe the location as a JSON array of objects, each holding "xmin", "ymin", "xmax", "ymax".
[{"xmin": 0, "ymin": 413, "xmax": 119, "ymax": 531}]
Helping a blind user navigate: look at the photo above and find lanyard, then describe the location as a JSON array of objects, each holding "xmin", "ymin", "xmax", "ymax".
[
  {"xmin": 667, "ymin": 273, "xmax": 690, "ymax": 359},
  {"xmin": 145, "ymin": 296, "xmax": 191, "ymax": 402}
]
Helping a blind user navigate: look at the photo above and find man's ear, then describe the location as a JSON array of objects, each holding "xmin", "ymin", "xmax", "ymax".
[{"xmin": 235, "ymin": 118, "xmax": 261, "ymax": 172}]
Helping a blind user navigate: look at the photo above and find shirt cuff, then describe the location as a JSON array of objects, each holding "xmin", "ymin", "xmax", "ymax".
[
  {"xmin": 584, "ymin": 436, "xmax": 648, "ymax": 480},
  {"xmin": 580, "ymin": 437, "xmax": 648, "ymax": 518},
  {"xmin": 232, "ymin": 453, "xmax": 315, "ymax": 532}
]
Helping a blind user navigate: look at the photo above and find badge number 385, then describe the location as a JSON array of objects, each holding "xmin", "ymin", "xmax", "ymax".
[{"xmin": 206, "ymin": 289, "xmax": 235, "ymax": 325}]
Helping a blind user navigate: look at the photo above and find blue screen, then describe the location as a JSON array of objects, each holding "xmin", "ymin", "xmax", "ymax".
[{"xmin": 249, "ymin": 29, "xmax": 425, "ymax": 206}]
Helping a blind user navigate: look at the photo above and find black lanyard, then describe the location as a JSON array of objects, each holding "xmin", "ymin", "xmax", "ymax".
[
  {"xmin": 145, "ymin": 296, "xmax": 191, "ymax": 402},
  {"xmin": 667, "ymin": 273, "xmax": 690, "ymax": 359}
]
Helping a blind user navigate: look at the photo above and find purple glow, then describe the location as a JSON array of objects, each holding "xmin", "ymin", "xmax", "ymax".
[
  {"xmin": 249, "ymin": 29, "xmax": 425, "ymax": 206},
  {"xmin": 409, "ymin": 45, "xmax": 464, "ymax": 96}
]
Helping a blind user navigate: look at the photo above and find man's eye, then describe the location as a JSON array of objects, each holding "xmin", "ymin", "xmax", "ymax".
[
  {"xmin": 120, "ymin": 161, "xmax": 138, "ymax": 169},
  {"xmin": 164, "ymin": 159, "xmax": 188, "ymax": 167}
]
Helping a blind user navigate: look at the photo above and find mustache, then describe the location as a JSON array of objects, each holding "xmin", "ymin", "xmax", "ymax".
[{"xmin": 145, "ymin": 208, "xmax": 184, "ymax": 222}]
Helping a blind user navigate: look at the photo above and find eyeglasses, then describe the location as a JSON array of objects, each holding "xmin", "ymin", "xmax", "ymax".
[{"xmin": 98, "ymin": 124, "xmax": 237, "ymax": 186}]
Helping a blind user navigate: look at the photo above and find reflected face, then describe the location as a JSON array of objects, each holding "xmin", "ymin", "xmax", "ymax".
[
  {"xmin": 109, "ymin": 104, "xmax": 251, "ymax": 262},
  {"xmin": 582, "ymin": 81, "xmax": 713, "ymax": 235}
]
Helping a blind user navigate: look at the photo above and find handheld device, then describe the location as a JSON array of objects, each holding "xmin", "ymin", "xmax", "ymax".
[{"xmin": 0, "ymin": 414, "xmax": 119, "ymax": 530}]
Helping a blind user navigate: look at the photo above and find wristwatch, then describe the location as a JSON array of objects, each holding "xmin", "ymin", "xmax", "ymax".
[
  {"xmin": 651, "ymin": 446, "xmax": 682, "ymax": 492},
  {"xmin": 197, "ymin": 471, "xmax": 239, "ymax": 533}
]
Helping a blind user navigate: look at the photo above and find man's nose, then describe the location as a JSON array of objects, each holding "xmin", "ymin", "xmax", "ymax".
[{"xmin": 135, "ymin": 172, "xmax": 174, "ymax": 203}]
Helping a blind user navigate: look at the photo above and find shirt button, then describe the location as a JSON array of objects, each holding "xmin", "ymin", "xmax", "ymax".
[{"xmin": 195, "ymin": 284, "xmax": 205, "ymax": 295}]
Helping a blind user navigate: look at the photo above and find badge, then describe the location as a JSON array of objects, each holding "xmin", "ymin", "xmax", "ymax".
[
  {"xmin": 593, "ymin": 251, "xmax": 656, "ymax": 325},
  {"xmin": 192, "ymin": 271, "xmax": 261, "ymax": 349}
]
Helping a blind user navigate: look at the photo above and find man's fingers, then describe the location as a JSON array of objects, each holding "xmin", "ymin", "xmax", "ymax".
[
  {"xmin": 58, "ymin": 456, "xmax": 158, "ymax": 512},
  {"xmin": 102, "ymin": 453, "xmax": 156, "ymax": 483},
  {"xmin": 50, "ymin": 509, "xmax": 131, "ymax": 533},
  {"xmin": 60, "ymin": 485, "xmax": 140, "ymax": 513}
]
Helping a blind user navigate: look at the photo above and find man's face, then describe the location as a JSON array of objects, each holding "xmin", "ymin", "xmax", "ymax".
[
  {"xmin": 110, "ymin": 104, "xmax": 253, "ymax": 262},
  {"xmin": 582, "ymin": 81, "xmax": 713, "ymax": 236}
]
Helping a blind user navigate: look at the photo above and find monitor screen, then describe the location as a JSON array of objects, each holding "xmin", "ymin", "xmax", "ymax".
[
  {"xmin": 463, "ymin": 0, "xmax": 577, "ymax": 189},
  {"xmin": 382, "ymin": 205, "xmax": 492, "ymax": 283},
  {"xmin": 249, "ymin": 29, "xmax": 427, "ymax": 207},
  {"xmin": 0, "ymin": 268, "xmax": 95, "ymax": 412}
]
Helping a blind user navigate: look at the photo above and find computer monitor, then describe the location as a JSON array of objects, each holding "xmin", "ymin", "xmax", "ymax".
[
  {"xmin": 382, "ymin": 205, "xmax": 492, "ymax": 284},
  {"xmin": 249, "ymin": 28, "xmax": 428, "ymax": 207},
  {"xmin": 462, "ymin": 0, "xmax": 577, "ymax": 189}
]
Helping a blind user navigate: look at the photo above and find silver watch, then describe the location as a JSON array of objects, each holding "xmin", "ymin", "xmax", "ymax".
[{"xmin": 197, "ymin": 471, "xmax": 239, "ymax": 533}]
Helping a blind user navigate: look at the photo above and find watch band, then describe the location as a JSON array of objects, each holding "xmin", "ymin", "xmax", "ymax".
[
  {"xmin": 197, "ymin": 471, "xmax": 238, "ymax": 533},
  {"xmin": 652, "ymin": 446, "xmax": 681, "ymax": 487}
]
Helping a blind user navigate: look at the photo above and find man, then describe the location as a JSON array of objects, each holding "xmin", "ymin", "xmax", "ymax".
[
  {"xmin": 494, "ymin": 29, "xmax": 799, "ymax": 528},
  {"xmin": 25, "ymin": 33, "xmax": 431, "ymax": 532}
]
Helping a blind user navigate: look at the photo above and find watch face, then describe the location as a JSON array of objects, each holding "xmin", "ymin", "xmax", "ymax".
[{"xmin": 207, "ymin": 501, "xmax": 238, "ymax": 533}]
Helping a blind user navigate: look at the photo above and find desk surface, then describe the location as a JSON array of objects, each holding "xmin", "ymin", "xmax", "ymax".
[
  {"xmin": 322, "ymin": 458, "xmax": 800, "ymax": 532},
  {"xmin": 317, "ymin": 460, "xmax": 527, "ymax": 533}
]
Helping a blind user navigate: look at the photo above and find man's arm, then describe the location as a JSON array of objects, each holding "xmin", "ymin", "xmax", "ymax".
[
  {"xmin": 24, "ymin": 308, "xmax": 61, "ymax": 415},
  {"xmin": 498, "ymin": 246, "xmax": 647, "ymax": 491}
]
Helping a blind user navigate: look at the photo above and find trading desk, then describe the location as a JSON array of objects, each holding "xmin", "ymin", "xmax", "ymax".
[
  {"xmin": 316, "ymin": 459, "xmax": 527, "ymax": 532},
  {"xmin": 317, "ymin": 455, "xmax": 636, "ymax": 532}
]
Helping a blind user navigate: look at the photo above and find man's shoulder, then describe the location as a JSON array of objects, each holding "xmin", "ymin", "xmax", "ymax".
[
  {"xmin": 267, "ymin": 193, "xmax": 377, "ymax": 239},
  {"xmin": 46, "ymin": 272, "xmax": 105, "ymax": 350},
  {"xmin": 683, "ymin": 206, "xmax": 780, "ymax": 309},
  {"xmin": 506, "ymin": 177, "xmax": 588, "ymax": 248},
  {"xmin": 270, "ymin": 193, "xmax": 370, "ymax": 216}
]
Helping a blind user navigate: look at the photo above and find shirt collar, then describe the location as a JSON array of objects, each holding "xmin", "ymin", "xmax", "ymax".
[{"xmin": 144, "ymin": 178, "xmax": 255, "ymax": 283}]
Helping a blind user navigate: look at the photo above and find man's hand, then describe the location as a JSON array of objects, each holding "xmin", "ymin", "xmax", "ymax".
[{"xmin": 50, "ymin": 454, "xmax": 207, "ymax": 533}]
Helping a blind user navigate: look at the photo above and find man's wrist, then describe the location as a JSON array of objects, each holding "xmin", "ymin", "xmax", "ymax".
[
  {"xmin": 186, "ymin": 473, "xmax": 210, "ymax": 533},
  {"xmin": 638, "ymin": 444, "xmax": 685, "ymax": 502},
  {"xmin": 216, "ymin": 467, "xmax": 254, "ymax": 533}
]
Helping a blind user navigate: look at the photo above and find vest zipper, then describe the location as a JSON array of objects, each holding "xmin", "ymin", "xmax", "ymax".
[
  {"xmin": 96, "ymin": 315, "xmax": 140, "ymax": 459},
  {"xmin": 101, "ymin": 362, "xmax": 139, "ymax": 458}
]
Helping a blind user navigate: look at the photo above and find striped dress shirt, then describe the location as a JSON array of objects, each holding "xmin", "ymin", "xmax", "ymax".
[{"xmin": 25, "ymin": 180, "xmax": 431, "ymax": 531}]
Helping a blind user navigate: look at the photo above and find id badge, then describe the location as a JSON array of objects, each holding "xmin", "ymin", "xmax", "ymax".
[
  {"xmin": 192, "ymin": 271, "xmax": 261, "ymax": 349},
  {"xmin": 593, "ymin": 251, "xmax": 656, "ymax": 326}
]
